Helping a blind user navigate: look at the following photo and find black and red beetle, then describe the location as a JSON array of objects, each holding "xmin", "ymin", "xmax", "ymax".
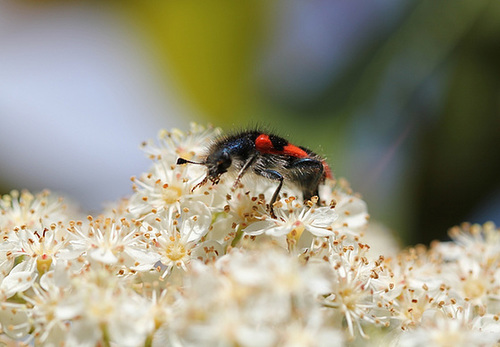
[{"xmin": 177, "ymin": 130, "xmax": 332, "ymax": 218}]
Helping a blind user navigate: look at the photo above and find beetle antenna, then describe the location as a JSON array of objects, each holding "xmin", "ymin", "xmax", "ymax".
[{"xmin": 177, "ymin": 158, "xmax": 204, "ymax": 165}]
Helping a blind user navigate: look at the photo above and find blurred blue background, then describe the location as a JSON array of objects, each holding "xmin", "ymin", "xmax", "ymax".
[{"xmin": 1, "ymin": 0, "xmax": 499, "ymax": 245}]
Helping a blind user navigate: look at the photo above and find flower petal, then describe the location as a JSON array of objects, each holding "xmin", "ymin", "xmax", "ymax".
[
  {"xmin": 243, "ymin": 221, "xmax": 276, "ymax": 236},
  {"xmin": 0, "ymin": 306, "xmax": 30, "ymax": 339},
  {"xmin": 305, "ymin": 225, "xmax": 335, "ymax": 237},
  {"xmin": 89, "ymin": 248, "xmax": 118, "ymax": 265},
  {"xmin": 0, "ymin": 266, "xmax": 37, "ymax": 298}
]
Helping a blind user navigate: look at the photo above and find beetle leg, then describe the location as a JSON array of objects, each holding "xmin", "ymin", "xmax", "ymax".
[
  {"xmin": 191, "ymin": 175, "xmax": 209, "ymax": 192},
  {"xmin": 232, "ymin": 154, "xmax": 257, "ymax": 190},
  {"xmin": 254, "ymin": 168, "xmax": 283, "ymax": 218}
]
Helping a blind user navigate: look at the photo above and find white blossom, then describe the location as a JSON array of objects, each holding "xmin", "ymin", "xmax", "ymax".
[
  {"xmin": 145, "ymin": 200, "xmax": 212, "ymax": 277},
  {"xmin": 244, "ymin": 197, "xmax": 338, "ymax": 251},
  {"xmin": 394, "ymin": 305, "xmax": 500, "ymax": 347},
  {"xmin": 0, "ymin": 223, "xmax": 73, "ymax": 297},
  {"xmin": 67, "ymin": 217, "xmax": 159, "ymax": 273},
  {"xmin": 1, "ymin": 123, "xmax": 495, "ymax": 346},
  {"xmin": 0, "ymin": 190, "xmax": 71, "ymax": 232},
  {"xmin": 140, "ymin": 122, "xmax": 221, "ymax": 165}
]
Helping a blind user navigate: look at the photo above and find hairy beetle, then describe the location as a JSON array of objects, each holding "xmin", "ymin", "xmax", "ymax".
[{"xmin": 177, "ymin": 130, "xmax": 332, "ymax": 218}]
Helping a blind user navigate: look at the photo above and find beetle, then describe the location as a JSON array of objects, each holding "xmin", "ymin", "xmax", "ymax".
[{"xmin": 177, "ymin": 130, "xmax": 332, "ymax": 218}]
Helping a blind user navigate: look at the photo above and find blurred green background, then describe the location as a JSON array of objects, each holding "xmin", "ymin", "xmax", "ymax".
[{"xmin": 1, "ymin": 0, "xmax": 499, "ymax": 245}]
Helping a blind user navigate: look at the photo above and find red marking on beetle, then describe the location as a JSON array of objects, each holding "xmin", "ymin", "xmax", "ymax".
[
  {"xmin": 255, "ymin": 134, "xmax": 308, "ymax": 158},
  {"xmin": 282, "ymin": 144, "xmax": 308, "ymax": 158},
  {"xmin": 255, "ymin": 134, "xmax": 274, "ymax": 152},
  {"xmin": 322, "ymin": 160, "xmax": 333, "ymax": 179}
]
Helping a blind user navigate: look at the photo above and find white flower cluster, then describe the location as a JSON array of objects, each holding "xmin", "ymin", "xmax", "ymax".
[{"xmin": 0, "ymin": 123, "xmax": 499, "ymax": 346}]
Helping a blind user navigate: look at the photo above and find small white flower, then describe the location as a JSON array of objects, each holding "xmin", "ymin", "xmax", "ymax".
[
  {"xmin": 141, "ymin": 122, "xmax": 221, "ymax": 165},
  {"xmin": 19, "ymin": 281, "xmax": 71, "ymax": 346},
  {"xmin": 447, "ymin": 222, "xmax": 500, "ymax": 266},
  {"xmin": 429, "ymin": 224, "xmax": 500, "ymax": 312},
  {"xmin": 68, "ymin": 217, "xmax": 159, "ymax": 272},
  {"xmin": 322, "ymin": 240, "xmax": 391, "ymax": 338},
  {"xmin": 128, "ymin": 163, "xmax": 209, "ymax": 221},
  {"xmin": 0, "ymin": 223, "xmax": 72, "ymax": 297},
  {"xmin": 330, "ymin": 192, "xmax": 369, "ymax": 232},
  {"xmin": 244, "ymin": 197, "xmax": 338, "ymax": 250},
  {"xmin": 206, "ymin": 189, "xmax": 268, "ymax": 249},
  {"xmin": 61, "ymin": 269, "xmax": 152, "ymax": 347},
  {"xmin": 0, "ymin": 190, "xmax": 70, "ymax": 232},
  {"xmin": 394, "ymin": 305, "xmax": 500, "ymax": 347},
  {"xmin": 381, "ymin": 246, "xmax": 451, "ymax": 330},
  {"xmin": 319, "ymin": 180, "xmax": 370, "ymax": 232},
  {"xmin": 147, "ymin": 200, "xmax": 212, "ymax": 276},
  {"xmin": 174, "ymin": 247, "xmax": 335, "ymax": 347},
  {"xmin": 277, "ymin": 317, "xmax": 345, "ymax": 347}
]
